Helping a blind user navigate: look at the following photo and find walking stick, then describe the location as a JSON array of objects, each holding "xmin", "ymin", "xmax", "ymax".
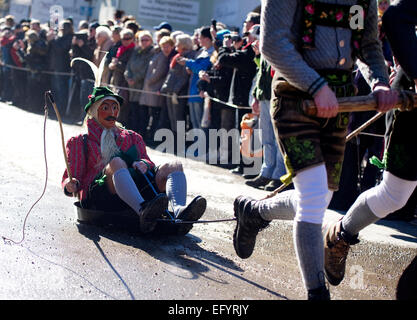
[
  {"xmin": 345, "ymin": 112, "xmax": 385, "ymax": 142},
  {"xmin": 263, "ymin": 90, "xmax": 417, "ymax": 200},
  {"xmin": 46, "ymin": 91, "xmax": 78, "ymax": 199}
]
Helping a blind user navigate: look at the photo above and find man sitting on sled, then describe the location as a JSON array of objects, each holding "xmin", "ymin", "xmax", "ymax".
[{"xmin": 62, "ymin": 57, "xmax": 206, "ymax": 234}]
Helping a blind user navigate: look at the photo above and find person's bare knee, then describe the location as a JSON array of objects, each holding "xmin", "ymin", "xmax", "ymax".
[
  {"xmin": 108, "ymin": 157, "xmax": 128, "ymax": 172},
  {"xmin": 105, "ymin": 157, "xmax": 128, "ymax": 194},
  {"xmin": 156, "ymin": 161, "xmax": 183, "ymax": 191}
]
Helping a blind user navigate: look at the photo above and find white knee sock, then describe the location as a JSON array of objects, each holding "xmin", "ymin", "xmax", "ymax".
[
  {"xmin": 259, "ymin": 165, "xmax": 334, "ymax": 223},
  {"xmin": 258, "ymin": 190, "xmax": 297, "ymax": 221},
  {"xmin": 366, "ymin": 171, "xmax": 417, "ymax": 219},
  {"xmin": 293, "ymin": 165, "xmax": 333, "ymax": 225},
  {"xmin": 291, "ymin": 165, "xmax": 332, "ymax": 291},
  {"xmin": 112, "ymin": 168, "xmax": 145, "ymax": 215},
  {"xmin": 342, "ymin": 172, "xmax": 417, "ymax": 236}
]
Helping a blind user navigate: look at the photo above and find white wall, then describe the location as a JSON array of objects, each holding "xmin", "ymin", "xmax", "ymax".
[
  {"xmin": 96, "ymin": 0, "xmax": 260, "ymax": 34},
  {"xmin": 212, "ymin": 0, "xmax": 260, "ymax": 31}
]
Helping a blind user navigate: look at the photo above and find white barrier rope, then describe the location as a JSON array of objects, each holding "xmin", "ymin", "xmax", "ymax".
[
  {"xmin": 89, "ymin": 79, "xmax": 252, "ymax": 110},
  {"xmin": 0, "ymin": 61, "xmax": 251, "ymax": 110},
  {"xmin": 0, "ymin": 61, "xmax": 74, "ymax": 76}
]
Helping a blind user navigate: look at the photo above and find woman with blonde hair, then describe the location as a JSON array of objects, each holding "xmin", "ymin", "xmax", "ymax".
[
  {"xmin": 140, "ymin": 36, "xmax": 176, "ymax": 143},
  {"xmin": 124, "ymin": 30, "xmax": 155, "ymax": 135},
  {"xmin": 160, "ymin": 34, "xmax": 196, "ymax": 136}
]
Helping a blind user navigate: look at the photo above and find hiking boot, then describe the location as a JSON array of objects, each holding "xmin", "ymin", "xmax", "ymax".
[
  {"xmin": 176, "ymin": 196, "xmax": 207, "ymax": 235},
  {"xmin": 307, "ymin": 285, "xmax": 331, "ymax": 300},
  {"xmin": 139, "ymin": 194, "xmax": 168, "ymax": 234},
  {"xmin": 233, "ymin": 196, "xmax": 270, "ymax": 259},
  {"xmin": 264, "ymin": 179, "xmax": 283, "ymax": 192},
  {"xmin": 324, "ymin": 221, "xmax": 360, "ymax": 286},
  {"xmin": 245, "ymin": 175, "xmax": 271, "ymax": 189}
]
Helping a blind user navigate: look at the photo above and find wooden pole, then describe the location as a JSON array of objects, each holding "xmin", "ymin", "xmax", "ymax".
[
  {"xmin": 264, "ymin": 90, "xmax": 416, "ymax": 199},
  {"xmin": 345, "ymin": 112, "xmax": 385, "ymax": 142},
  {"xmin": 302, "ymin": 90, "xmax": 416, "ymax": 116},
  {"xmin": 46, "ymin": 91, "xmax": 78, "ymax": 199}
]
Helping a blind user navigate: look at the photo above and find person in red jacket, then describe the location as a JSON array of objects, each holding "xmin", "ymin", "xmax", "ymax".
[{"xmin": 62, "ymin": 86, "xmax": 206, "ymax": 234}]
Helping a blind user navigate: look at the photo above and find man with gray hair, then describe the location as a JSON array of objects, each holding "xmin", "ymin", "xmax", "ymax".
[{"xmin": 93, "ymin": 26, "xmax": 113, "ymax": 84}]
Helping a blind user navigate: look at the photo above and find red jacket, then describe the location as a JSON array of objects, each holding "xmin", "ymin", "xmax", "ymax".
[{"xmin": 62, "ymin": 118, "xmax": 154, "ymax": 200}]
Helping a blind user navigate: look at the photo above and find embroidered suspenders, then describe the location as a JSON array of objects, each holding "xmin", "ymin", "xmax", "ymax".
[{"xmin": 301, "ymin": 0, "xmax": 370, "ymax": 58}]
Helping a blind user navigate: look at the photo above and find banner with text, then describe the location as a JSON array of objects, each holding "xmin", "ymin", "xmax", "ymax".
[
  {"xmin": 30, "ymin": 0, "xmax": 92, "ymax": 27},
  {"xmin": 137, "ymin": 0, "xmax": 200, "ymax": 26}
]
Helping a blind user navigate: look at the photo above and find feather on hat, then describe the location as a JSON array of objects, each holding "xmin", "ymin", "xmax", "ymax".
[{"xmin": 71, "ymin": 53, "xmax": 124, "ymax": 112}]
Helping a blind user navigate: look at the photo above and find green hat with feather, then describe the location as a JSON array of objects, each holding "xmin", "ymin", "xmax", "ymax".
[{"xmin": 84, "ymin": 86, "xmax": 124, "ymax": 113}]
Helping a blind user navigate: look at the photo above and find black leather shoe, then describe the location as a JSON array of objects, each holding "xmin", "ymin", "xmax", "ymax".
[
  {"xmin": 176, "ymin": 196, "xmax": 207, "ymax": 235},
  {"xmin": 139, "ymin": 194, "xmax": 168, "ymax": 234},
  {"xmin": 233, "ymin": 196, "xmax": 270, "ymax": 259},
  {"xmin": 242, "ymin": 174, "xmax": 258, "ymax": 180},
  {"xmin": 245, "ymin": 175, "xmax": 271, "ymax": 189}
]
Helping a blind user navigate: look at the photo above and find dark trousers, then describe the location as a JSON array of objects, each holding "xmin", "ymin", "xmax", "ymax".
[
  {"xmin": 129, "ymin": 102, "xmax": 150, "ymax": 136},
  {"xmin": 50, "ymin": 74, "xmax": 70, "ymax": 116},
  {"xmin": 1, "ymin": 66, "xmax": 13, "ymax": 101},
  {"xmin": 329, "ymin": 136, "xmax": 384, "ymax": 211},
  {"xmin": 166, "ymin": 96, "xmax": 186, "ymax": 132},
  {"xmin": 12, "ymin": 69, "xmax": 27, "ymax": 107}
]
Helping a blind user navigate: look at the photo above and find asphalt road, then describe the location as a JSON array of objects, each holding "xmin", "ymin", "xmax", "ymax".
[{"xmin": 0, "ymin": 103, "xmax": 416, "ymax": 302}]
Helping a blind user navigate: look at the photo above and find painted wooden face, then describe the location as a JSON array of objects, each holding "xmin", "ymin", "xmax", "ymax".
[{"xmin": 97, "ymin": 99, "xmax": 120, "ymax": 129}]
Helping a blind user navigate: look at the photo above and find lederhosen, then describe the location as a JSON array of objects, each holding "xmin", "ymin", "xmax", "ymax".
[
  {"xmin": 272, "ymin": 0, "xmax": 369, "ymax": 191},
  {"xmin": 80, "ymin": 135, "xmax": 162, "ymax": 212},
  {"xmin": 379, "ymin": 85, "xmax": 417, "ymax": 181}
]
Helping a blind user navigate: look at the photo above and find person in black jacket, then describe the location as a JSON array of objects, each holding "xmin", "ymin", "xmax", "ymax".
[
  {"xmin": 48, "ymin": 20, "xmax": 74, "ymax": 116},
  {"xmin": 24, "ymin": 29, "xmax": 49, "ymax": 111},
  {"xmin": 197, "ymin": 30, "xmax": 235, "ymax": 166},
  {"xmin": 216, "ymin": 26, "xmax": 258, "ymax": 173},
  {"xmin": 217, "ymin": 34, "xmax": 257, "ymax": 110},
  {"xmin": 104, "ymin": 26, "xmax": 122, "ymax": 85},
  {"xmin": 324, "ymin": 0, "xmax": 417, "ymax": 289},
  {"xmin": 69, "ymin": 30, "xmax": 95, "ymax": 121}
]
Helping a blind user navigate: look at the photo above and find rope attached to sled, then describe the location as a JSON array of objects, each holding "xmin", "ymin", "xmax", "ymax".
[{"xmin": 159, "ymin": 218, "xmax": 237, "ymax": 225}]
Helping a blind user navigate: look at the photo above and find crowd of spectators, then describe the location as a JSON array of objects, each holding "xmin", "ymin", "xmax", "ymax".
[
  {"xmin": 0, "ymin": 10, "xmax": 265, "ymax": 171},
  {"xmin": 0, "ymin": 3, "xmax": 415, "ymax": 221}
]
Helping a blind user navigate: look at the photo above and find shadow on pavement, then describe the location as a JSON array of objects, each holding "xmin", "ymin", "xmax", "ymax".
[{"xmin": 76, "ymin": 222, "xmax": 288, "ymax": 300}]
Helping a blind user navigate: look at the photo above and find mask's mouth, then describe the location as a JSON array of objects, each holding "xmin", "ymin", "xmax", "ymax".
[{"xmin": 105, "ymin": 116, "xmax": 117, "ymax": 121}]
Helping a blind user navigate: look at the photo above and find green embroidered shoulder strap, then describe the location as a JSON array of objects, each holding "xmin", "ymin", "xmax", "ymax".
[{"xmin": 301, "ymin": 0, "xmax": 370, "ymax": 59}]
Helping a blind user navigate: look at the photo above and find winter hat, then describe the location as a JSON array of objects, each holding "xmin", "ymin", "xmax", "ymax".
[
  {"xmin": 216, "ymin": 29, "xmax": 231, "ymax": 42},
  {"xmin": 84, "ymin": 87, "xmax": 124, "ymax": 113},
  {"xmin": 154, "ymin": 21, "xmax": 172, "ymax": 32}
]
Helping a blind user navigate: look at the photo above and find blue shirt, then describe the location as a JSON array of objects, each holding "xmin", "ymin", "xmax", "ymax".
[{"xmin": 185, "ymin": 46, "xmax": 214, "ymax": 103}]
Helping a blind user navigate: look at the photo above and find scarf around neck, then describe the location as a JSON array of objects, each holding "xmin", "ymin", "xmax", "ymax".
[{"xmin": 116, "ymin": 42, "xmax": 135, "ymax": 58}]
